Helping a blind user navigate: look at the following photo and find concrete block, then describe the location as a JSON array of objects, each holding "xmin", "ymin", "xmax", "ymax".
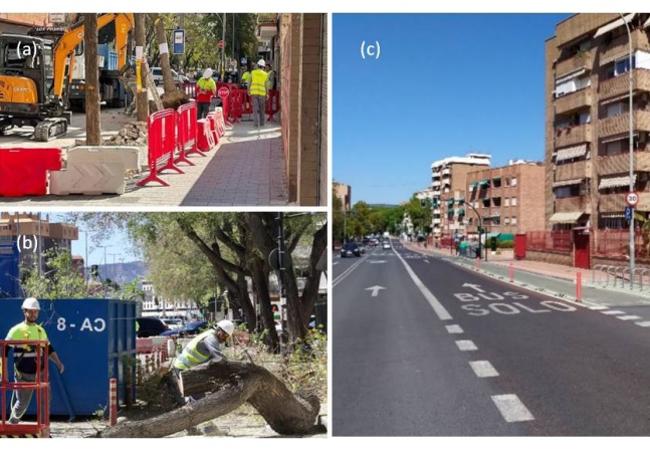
[
  {"xmin": 66, "ymin": 146, "xmax": 141, "ymax": 172},
  {"xmin": 49, "ymin": 161, "xmax": 126, "ymax": 195}
]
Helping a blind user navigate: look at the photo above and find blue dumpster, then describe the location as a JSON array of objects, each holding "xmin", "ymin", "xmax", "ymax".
[{"xmin": 0, "ymin": 298, "xmax": 136, "ymax": 417}]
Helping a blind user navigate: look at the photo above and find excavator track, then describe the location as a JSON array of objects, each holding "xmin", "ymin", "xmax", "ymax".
[{"xmin": 33, "ymin": 118, "xmax": 68, "ymax": 142}]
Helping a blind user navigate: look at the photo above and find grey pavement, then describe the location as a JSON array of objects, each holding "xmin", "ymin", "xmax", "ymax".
[
  {"xmin": 333, "ymin": 239, "xmax": 650, "ymax": 435},
  {"xmin": 0, "ymin": 120, "xmax": 289, "ymax": 207}
]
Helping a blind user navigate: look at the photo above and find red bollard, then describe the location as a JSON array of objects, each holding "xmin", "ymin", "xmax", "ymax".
[
  {"xmin": 509, "ymin": 263, "xmax": 514, "ymax": 282},
  {"xmin": 576, "ymin": 271, "xmax": 582, "ymax": 302},
  {"xmin": 109, "ymin": 378, "xmax": 118, "ymax": 426}
]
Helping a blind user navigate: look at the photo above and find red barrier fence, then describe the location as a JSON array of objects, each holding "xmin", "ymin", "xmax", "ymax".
[
  {"xmin": 183, "ymin": 81, "xmax": 196, "ymax": 99},
  {"xmin": 176, "ymin": 101, "xmax": 205, "ymax": 164},
  {"xmin": 594, "ymin": 229, "xmax": 645, "ymax": 260},
  {"xmin": 526, "ymin": 230, "xmax": 573, "ymax": 253},
  {"xmin": 0, "ymin": 340, "xmax": 50, "ymax": 438},
  {"xmin": 266, "ymin": 89, "xmax": 280, "ymax": 121},
  {"xmin": 137, "ymin": 108, "xmax": 184, "ymax": 187},
  {"xmin": 0, "ymin": 148, "xmax": 62, "ymax": 197},
  {"xmin": 217, "ymin": 87, "xmax": 231, "ymax": 126}
]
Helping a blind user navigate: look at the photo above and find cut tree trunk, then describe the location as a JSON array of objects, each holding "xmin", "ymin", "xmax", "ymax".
[{"xmin": 98, "ymin": 361, "xmax": 320, "ymax": 438}]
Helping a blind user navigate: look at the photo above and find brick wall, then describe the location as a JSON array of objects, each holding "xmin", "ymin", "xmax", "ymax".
[
  {"xmin": 518, "ymin": 164, "xmax": 546, "ymax": 233},
  {"xmin": 544, "ymin": 37, "xmax": 558, "ymax": 230}
]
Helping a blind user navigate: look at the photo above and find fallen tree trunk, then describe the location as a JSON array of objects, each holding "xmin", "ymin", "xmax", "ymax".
[{"xmin": 98, "ymin": 361, "xmax": 321, "ymax": 438}]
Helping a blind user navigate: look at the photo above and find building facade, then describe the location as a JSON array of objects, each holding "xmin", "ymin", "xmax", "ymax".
[
  {"xmin": 546, "ymin": 14, "xmax": 650, "ymax": 236},
  {"xmin": 333, "ymin": 181, "xmax": 352, "ymax": 211},
  {"xmin": 431, "ymin": 153, "xmax": 491, "ymax": 239},
  {"xmin": 465, "ymin": 161, "xmax": 546, "ymax": 235}
]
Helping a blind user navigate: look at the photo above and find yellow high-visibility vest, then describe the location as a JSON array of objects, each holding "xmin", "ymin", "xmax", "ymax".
[
  {"xmin": 173, "ymin": 330, "xmax": 212, "ymax": 371},
  {"xmin": 249, "ymin": 69, "xmax": 269, "ymax": 97}
]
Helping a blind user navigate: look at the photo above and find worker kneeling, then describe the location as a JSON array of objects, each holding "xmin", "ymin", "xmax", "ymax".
[{"xmin": 168, "ymin": 320, "xmax": 235, "ymax": 406}]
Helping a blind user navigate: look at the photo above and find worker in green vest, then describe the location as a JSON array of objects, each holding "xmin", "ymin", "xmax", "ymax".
[
  {"xmin": 240, "ymin": 65, "xmax": 252, "ymax": 89},
  {"xmin": 166, "ymin": 320, "xmax": 235, "ymax": 406},
  {"xmin": 3, "ymin": 298, "xmax": 64, "ymax": 424},
  {"xmin": 249, "ymin": 59, "xmax": 270, "ymax": 128},
  {"xmin": 196, "ymin": 68, "xmax": 217, "ymax": 119}
]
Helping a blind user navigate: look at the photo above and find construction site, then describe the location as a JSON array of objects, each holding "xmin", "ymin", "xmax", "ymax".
[
  {"xmin": 0, "ymin": 13, "xmax": 327, "ymax": 206},
  {"xmin": 0, "ymin": 211, "xmax": 328, "ymax": 438}
]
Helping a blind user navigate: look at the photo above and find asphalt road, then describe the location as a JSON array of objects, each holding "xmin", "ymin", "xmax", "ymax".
[{"xmin": 333, "ymin": 240, "xmax": 650, "ymax": 436}]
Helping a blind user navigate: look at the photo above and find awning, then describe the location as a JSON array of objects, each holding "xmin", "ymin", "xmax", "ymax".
[
  {"xmin": 594, "ymin": 13, "xmax": 636, "ymax": 38},
  {"xmin": 549, "ymin": 211, "xmax": 585, "ymax": 223},
  {"xmin": 600, "ymin": 212, "xmax": 625, "ymax": 218},
  {"xmin": 598, "ymin": 174, "xmax": 637, "ymax": 190},
  {"xmin": 478, "ymin": 179, "xmax": 489, "ymax": 187},
  {"xmin": 601, "ymin": 132, "xmax": 638, "ymax": 144},
  {"xmin": 486, "ymin": 232, "xmax": 501, "ymax": 239},
  {"xmin": 447, "ymin": 199, "xmax": 455, "ymax": 206},
  {"xmin": 552, "ymin": 178, "xmax": 584, "ymax": 188},
  {"xmin": 469, "ymin": 182, "xmax": 477, "ymax": 190},
  {"xmin": 555, "ymin": 68, "xmax": 587, "ymax": 85},
  {"xmin": 457, "ymin": 208, "xmax": 465, "ymax": 216},
  {"xmin": 555, "ymin": 144, "xmax": 587, "ymax": 162}
]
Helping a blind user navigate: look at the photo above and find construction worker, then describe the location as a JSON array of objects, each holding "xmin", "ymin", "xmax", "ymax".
[
  {"xmin": 196, "ymin": 68, "xmax": 217, "ymax": 119},
  {"xmin": 3, "ymin": 298, "xmax": 64, "ymax": 424},
  {"xmin": 166, "ymin": 320, "xmax": 235, "ymax": 406},
  {"xmin": 265, "ymin": 62, "xmax": 276, "ymax": 91},
  {"xmin": 249, "ymin": 59, "xmax": 270, "ymax": 128},
  {"xmin": 240, "ymin": 65, "xmax": 252, "ymax": 89}
]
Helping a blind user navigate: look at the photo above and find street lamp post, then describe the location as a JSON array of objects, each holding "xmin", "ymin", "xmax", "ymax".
[
  {"xmin": 621, "ymin": 12, "xmax": 635, "ymax": 288},
  {"xmin": 465, "ymin": 202, "xmax": 483, "ymax": 260}
]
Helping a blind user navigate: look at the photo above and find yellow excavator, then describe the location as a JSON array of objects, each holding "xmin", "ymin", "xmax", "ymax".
[{"xmin": 0, "ymin": 13, "xmax": 134, "ymax": 141}]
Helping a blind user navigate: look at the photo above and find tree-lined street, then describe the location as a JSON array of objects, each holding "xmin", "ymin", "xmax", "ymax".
[{"xmin": 333, "ymin": 239, "xmax": 650, "ymax": 435}]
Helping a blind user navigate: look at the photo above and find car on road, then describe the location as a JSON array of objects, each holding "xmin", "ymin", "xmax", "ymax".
[
  {"xmin": 136, "ymin": 317, "xmax": 169, "ymax": 338},
  {"xmin": 161, "ymin": 317, "xmax": 184, "ymax": 330},
  {"xmin": 382, "ymin": 241, "xmax": 391, "ymax": 250},
  {"xmin": 150, "ymin": 67, "xmax": 188, "ymax": 87},
  {"xmin": 340, "ymin": 242, "xmax": 361, "ymax": 257},
  {"xmin": 161, "ymin": 320, "xmax": 208, "ymax": 337}
]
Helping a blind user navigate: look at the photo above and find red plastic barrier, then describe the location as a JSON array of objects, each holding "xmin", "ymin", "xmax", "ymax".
[
  {"xmin": 0, "ymin": 148, "xmax": 62, "ymax": 197},
  {"xmin": 266, "ymin": 89, "xmax": 280, "ymax": 121},
  {"xmin": 0, "ymin": 340, "xmax": 50, "ymax": 437},
  {"xmin": 229, "ymin": 88, "xmax": 244, "ymax": 122},
  {"xmin": 242, "ymin": 91, "xmax": 253, "ymax": 115},
  {"xmin": 183, "ymin": 81, "xmax": 196, "ymax": 99},
  {"xmin": 197, "ymin": 119, "xmax": 215, "ymax": 152},
  {"xmin": 217, "ymin": 86, "xmax": 232, "ymax": 126},
  {"xmin": 137, "ymin": 109, "xmax": 183, "ymax": 187},
  {"xmin": 214, "ymin": 109, "xmax": 225, "ymax": 136},
  {"xmin": 177, "ymin": 101, "xmax": 205, "ymax": 164},
  {"xmin": 206, "ymin": 113, "xmax": 220, "ymax": 146}
]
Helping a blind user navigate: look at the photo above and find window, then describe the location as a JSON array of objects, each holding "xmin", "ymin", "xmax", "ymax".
[
  {"xmin": 511, "ymin": 178, "xmax": 518, "ymax": 187},
  {"xmin": 511, "ymin": 197, "xmax": 518, "ymax": 206},
  {"xmin": 504, "ymin": 217, "xmax": 511, "ymax": 225},
  {"xmin": 493, "ymin": 197, "xmax": 502, "ymax": 207},
  {"xmin": 505, "ymin": 177, "xmax": 511, "ymax": 187},
  {"xmin": 511, "ymin": 217, "xmax": 517, "ymax": 225},
  {"xmin": 615, "ymin": 55, "xmax": 635, "ymax": 77},
  {"xmin": 554, "ymin": 185, "xmax": 580, "ymax": 198},
  {"xmin": 493, "ymin": 178, "xmax": 502, "ymax": 188},
  {"xmin": 605, "ymin": 102, "xmax": 625, "ymax": 118},
  {"xmin": 504, "ymin": 197, "xmax": 510, "ymax": 207}
]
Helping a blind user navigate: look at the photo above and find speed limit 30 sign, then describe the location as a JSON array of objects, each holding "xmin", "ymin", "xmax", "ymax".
[{"xmin": 627, "ymin": 191, "xmax": 640, "ymax": 207}]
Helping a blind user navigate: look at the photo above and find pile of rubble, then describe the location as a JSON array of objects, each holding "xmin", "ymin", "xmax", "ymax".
[{"xmin": 104, "ymin": 122, "xmax": 148, "ymax": 146}]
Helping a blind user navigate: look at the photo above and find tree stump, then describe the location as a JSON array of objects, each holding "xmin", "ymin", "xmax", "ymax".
[{"xmin": 97, "ymin": 360, "xmax": 321, "ymax": 438}]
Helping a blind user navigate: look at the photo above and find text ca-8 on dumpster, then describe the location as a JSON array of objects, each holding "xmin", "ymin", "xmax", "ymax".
[{"xmin": 56, "ymin": 317, "xmax": 106, "ymax": 333}]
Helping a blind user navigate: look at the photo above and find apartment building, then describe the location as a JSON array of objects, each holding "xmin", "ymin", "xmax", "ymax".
[
  {"xmin": 333, "ymin": 181, "xmax": 352, "ymax": 211},
  {"xmin": 431, "ymin": 153, "xmax": 491, "ymax": 238},
  {"xmin": 546, "ymin": 14, "xmax": 650, "ymax": 235},
  {"xmin": 465, "ymin": 161, "xmax": 546, "ymax": 236}
]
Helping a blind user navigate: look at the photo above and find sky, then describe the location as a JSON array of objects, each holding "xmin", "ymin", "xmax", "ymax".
[{"xmin": 333, "ymin": 13, "xmax": 570, "ymax": 205}]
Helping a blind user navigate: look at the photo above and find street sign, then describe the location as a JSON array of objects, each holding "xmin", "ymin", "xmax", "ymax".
[
  {"xmin": 173, "ymin": 29, "xmax": 185, "ymax": 55},
  {"xmin": 626, "ymin": 191, "xmax": 639, "ymax": 207},
  {"xmin": 625, "ymin": 206, "xmax": 633, "ymax": 222},
  {"xmin": 218, "ymin": 40, "xmax": 225, "ymax": 49},
  {"xmin": 48, "ymin": 13, "xmax": 66, "ymax": 24},
  {"xmin": 217, "ymin": 86, "xmax": 230, "ymax": 98}
]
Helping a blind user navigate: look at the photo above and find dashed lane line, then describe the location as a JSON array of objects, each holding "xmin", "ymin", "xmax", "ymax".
[
  {"xmin": 392, "ymin": 240, "xmax": 453, "ymax": 321},
  {"xmin": 602, "ymin": 310, "xmax": 626, "ymax": 316},
  {"xmin": 635, "ymin": 321, "xmax": 650, "ymax": 327},
  {"xmin": 617, "ymin": 315, "xmax": 642, "ymax": 321},
  {"xmin": 332, "ymin": 253, "xmax": 372, "ymax": 287},
  {"xmin": 455, "ymin": 340, "xmax": 478, "ymax": 351},
  {"xmin": 469, "ymin": 360, "xmax": 499, "ymax": 378},
  {"xmin": 445, "ymin": 324, "xmax": 464, "ymax": 334},
  {"xmin": 491, "ymin": 394, "xmax": 535, "ymax": 423}
]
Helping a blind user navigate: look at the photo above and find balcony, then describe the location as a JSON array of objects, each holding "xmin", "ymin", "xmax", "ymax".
[
  {"xmin": 597, "ymin": 150, "xmax": 650, "ymax": 176},
  {"xmin": 432, "ymin": 172, "xmax": 441, "ymax": 178},
  {"xmin": 555, "ymin": 123, "xmax": 592, "ymax": 148},
  {"xmin": 599, "ymin": 69, "xmax": 650, "ymax": 101},
  {"xmin": 599, "ymin": 192, "xmax": 632, "ymax": 212},
  {"xmin": 555, "ymin": 195, "xmax": 588, "ymax": 213},
  {"xmin": 555, "ymin": 89, "xmax": 592, "ymax": 114},
  {"xmin": 600, "ymin": 29, "xmax": 650, "ymax": 65},
  {"xmin": 442, "ymin": 178, "xmax": 451, "ymax": 186},
  {"xmin": 556, "ymin": 50, "xmax": 594, "ymax": 78},
  {"xmin": 555, "ymin": 13, "xmax": 618, "ymax": 47},
  {"xmin": 554, "ymin": 159, "xmax": 589, "ymax": 181},
  {"xmin": 599, "ymin": 111, "xmax": 650, "ymax": 138}
]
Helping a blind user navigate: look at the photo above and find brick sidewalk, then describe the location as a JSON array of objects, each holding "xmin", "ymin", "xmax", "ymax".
[{"xmin": 0, "ymin": 121, "xmax": 289, "ymax": 207}]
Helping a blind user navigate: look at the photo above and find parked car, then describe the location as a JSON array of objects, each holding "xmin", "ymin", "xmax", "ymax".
[
  {"xmin": 383, "ymin": 241, "xmax": 391, "ymax": 250},
  {"xmin": 161, "ymin": 320, "xmax": 208, "ymax": 337},
  {"xmin": 340, "ymin": 242, "xmax": 361, "ymax": 258},
  {"xmin": 136, "ymin": 317, "xmax": 169, "ymax": 338},
  {"xmin": 150, "ymin": 67, "xmax": 187, "ymax": 87},
  {"xmin": 160, "ymin": 318, "xmax": 184, "ymax": 330}
]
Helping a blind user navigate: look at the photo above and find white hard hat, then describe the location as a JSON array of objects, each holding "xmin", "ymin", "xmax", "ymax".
[
  {"xmin": 22, "ymin": 297, "xmax": 40, "ymax": 311},
  {"xmin": 216, "ymin": 320, "xmax": 235, "ymax": 336},
  {"xmin": 257, "ymin": 59, "xmax": 266, "ymax": 67},
  {"xmin": 203, "ymin": 68, "xmax": 213, "ymax": 79}
]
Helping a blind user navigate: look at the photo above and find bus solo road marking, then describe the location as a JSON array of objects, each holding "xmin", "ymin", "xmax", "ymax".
[{"xmin": 461, "ymin": 301, "xmax": 577, "ymax": 317}]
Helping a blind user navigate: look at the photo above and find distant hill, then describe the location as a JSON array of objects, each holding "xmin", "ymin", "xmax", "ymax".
[
  {"xmin": 92, "ymin": 261, "xmax": 148, "ymax": 285},
  {"xmin": 368, "ymin": 204, "xmax": 399, "ymax": 209}
]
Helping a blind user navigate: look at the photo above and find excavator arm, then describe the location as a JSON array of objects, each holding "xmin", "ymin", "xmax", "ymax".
[{"xmin": 52, "ymin": 13, "xmax": 134, "ymax": 99}]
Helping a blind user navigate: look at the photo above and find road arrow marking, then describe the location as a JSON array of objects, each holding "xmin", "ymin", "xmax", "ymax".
[
  {"xmin": 462, "ymin": 283, "xmax": 485, "ymax": 293},
  {"xmin": 365, "ymin": 285, "xmax": 386, "ymax": 297}
]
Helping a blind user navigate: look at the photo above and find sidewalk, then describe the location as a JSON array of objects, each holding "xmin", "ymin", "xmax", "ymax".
[
  {"xmin": 0, "ymin": 121, "xmax": 289, "ymax": 207},
  {"xmin": 402, "ymin": 241, "xmax": 650, "ymax": 308}
]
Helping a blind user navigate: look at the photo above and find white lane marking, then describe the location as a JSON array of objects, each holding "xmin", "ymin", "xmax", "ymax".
[
  {"xmin": 635, "ymin": 321, "xmax": 650, "ymax": 327},
  {"xmin": 617, "ymin": 315, "xmax": 641, "ymax": 321},
  {"xmin": 602, "ymin": 310, "xmax": 626, "ymax": 316},
  {"xmin": 445, "ymin": 324, "xmax": 464, "ymax": 334},
  {"xmin": 469, "ymin": 360, "xmax": 499, "ymax": 378},
  {"xmin": 587, "ymin": 306, "xmax": 608, "ymax": 310},
  {"xmin": 424, "ymin": 259, "xmax": 430, "ymax": 264},
  {"xmin": 455, "ymin": 340, "xmax": 478, "ymax": 351},
  {"xmin": 333, "ymin": 253, "xmax": 371, "ymax": 287},
  {"xmin": 491, "ymin": 394, "xmax": 535, "ymax": 423},
  {"xmin": 333, "ymin": 261, "xmax": 339, "ymax": 266},
  {"xmin": 392, "ymin": 240, "xmax": 453, "ymax": 321}
]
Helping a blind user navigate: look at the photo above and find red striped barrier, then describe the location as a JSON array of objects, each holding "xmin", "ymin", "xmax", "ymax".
[
  {"xmin": 109, "ymin": 378, "xmax": 117, "ymax": 426},
  {"xmin": 0, "ymin": 148, "xmax": 62, "ymax": 197},
  {"xmin": 206, "ymin": 113, "xmax": 220, "ymax": 145},
  {"xmin": 137, "ymin": 109, "xmax": 183, "ymax": 187},
  {"xmin": 266, "ymin": 89, "xmax": 280, "ymax": 121},
  {"xmin": 197, "ymin": 119, "xmax": 215, "ymax": 152},
  {"xmin": 177, "ymin": 101, "xmax": 205, "ymax": 163},
  {"xmin": 217, "ymin": 86, "xmax": 232, "ymax": 126}
]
